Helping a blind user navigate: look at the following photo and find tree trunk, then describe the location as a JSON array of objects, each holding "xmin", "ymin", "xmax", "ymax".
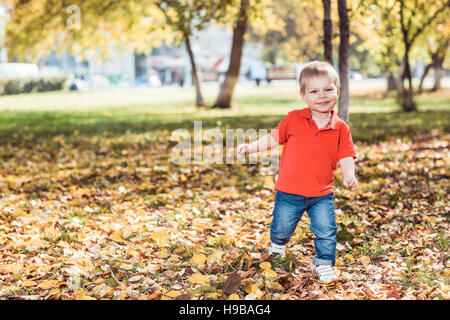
[
  {"xmin": 418, "ymin": 63, "xmax": 432, "ymax": 93},
  {"xmin": 387, "ymin": 73, "xmax": 396, "ymax": 91},
  {"xmin": 432, "ymin": 55, "xmax": 444, "ymax": 91},
  {"xmin": 212, "ymin": 0, "xmax": 249, "ymax": 109},
  {"xmin": 337, "ymin": 0, "xmax": 350, "ymax": 124},
  {"xmin": 401, "ymin": 42, "xmax": 417, "ymax": 112},
  {"xmin": 185, "ymin": 35, "xmax": 205, "ymax": 107},
  {"xmin": 322, "ymin": 0, "xmax": 333, "ymax": 64}
]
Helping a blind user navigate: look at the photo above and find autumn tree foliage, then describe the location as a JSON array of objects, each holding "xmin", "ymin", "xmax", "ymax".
[
  {"xmin": 359, "ymin": 0, "xmax": 450, "ymax": 112},
  {"xmin": 5, "ymin": 1, "xmax": 173, "ymax": 63},
  {"xmin": 249, "ymin": 0, "xmax": 323, "ymax": 65}
]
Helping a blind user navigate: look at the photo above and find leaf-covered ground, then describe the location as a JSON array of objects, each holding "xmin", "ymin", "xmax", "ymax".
[{"xmin": 0, "ymin": 87, "xmax": 449, "ymax": 300}]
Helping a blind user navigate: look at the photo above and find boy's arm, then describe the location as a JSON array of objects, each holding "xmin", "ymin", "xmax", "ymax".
[
  {"xmin": 235, "ymin": 134, "xmax": 279, "ymax": 157},
  {"xmin": 248, "ymin": 133, "xmax": 279, "ymax": 153},
  {"xmin": 339, "ymin": 156, "xmax": 358, "ymax": 190}
]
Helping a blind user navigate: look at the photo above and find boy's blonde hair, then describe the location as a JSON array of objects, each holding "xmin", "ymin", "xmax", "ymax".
[{"xmin": 299, "ymin": 60, "xmax": 340, "ymax": 94}]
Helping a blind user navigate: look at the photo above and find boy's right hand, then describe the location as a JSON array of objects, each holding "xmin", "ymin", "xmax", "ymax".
[{"xmin": 235, "ymin": 143, "xmax": 250, "ymax": 158}]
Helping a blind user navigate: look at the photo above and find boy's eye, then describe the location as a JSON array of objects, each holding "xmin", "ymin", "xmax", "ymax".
[
  {"xmin": 327, "ymin": 88, "xmax": 334, "ymax": 91},
  {"xmin": 310, "ymin": 90, "xmax": 317, "ymax": 93}
]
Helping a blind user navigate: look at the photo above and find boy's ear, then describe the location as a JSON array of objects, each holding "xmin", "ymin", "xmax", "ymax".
[{"xmin": 299, "ymin": 90, "xmax": 304, "ymax": 99}]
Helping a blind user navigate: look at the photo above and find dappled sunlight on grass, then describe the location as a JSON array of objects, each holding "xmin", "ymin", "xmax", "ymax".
[{"xmin": 0, "ymin": 84, "xmax": 448, "ymax": 145}]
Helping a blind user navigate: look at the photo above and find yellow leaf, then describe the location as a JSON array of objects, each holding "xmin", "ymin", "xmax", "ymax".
[
  {"xmin": 122, "ymin": 225, "xmax": 134, "ymax": 239},
  {"xmin": 155, "ymin": 249, "xmax": 170, "ymax": 259},
  {"xmin": 173, "ymin": 247, "xmax": 185, "ymax": 254},
  {"xmin": 359, "ymin": 255, "xmax": 371, "ymax": 266},
  {"xmin": 0, "ymin": 264, "xmax": 22, "ymax": 274},
  {"xmin": 80, "ymin": 295, "xmax": 97, "ymax": 300},
  {"xmin": 109, "ymin": 231, "xmax": 124, "ymax": 243},
  {"xmin": 344, "ymin": 254, "xmax": 355, "ymax": 262},
  {"xmin": 219, "ymin": 235, "xmax": 234, "ymax": 247},
  {"xmin": 44, "ymin": 227, "xmax": 59, "ymax": 239},
  {"xmin": 165, "ymin": 290, "xmax": 181, "ymax": 299},
  {"xmin": 46, "ymin": 288, "xmax": 61, "ymax": 299},
  {"xmin": 266, "ymin": 281, "xmax": 283, "ymax": 291},
  {"xmin": 244, "ymin": 283, "xmax": 259, "ymax": 294},
  {"xmin": 263, "ymin": 175, "xmax": 274, "ymax": 188},
  {"xmin": 37, "ymin": 280, "xmax": 59, "ymax": 289},
  {"xmin": 188, "ymin": 273, "xmax": 209, "ymax": 285},
  {"xmin": 22, "ymin": 280, "xmax": 37, "ymax": 287},
  {"xmin": 14, "ymin": 239, "xmax": 45, "ymax": 249},
  {"xmin": 151, "ymin": 230, "xmax": 170, "ymax": 246},
  {"xmin": 228, "ymin": 293, "xmax": 240, "ymax": 300},
  {"xmin": 92, "ymin": 283, "xmax": 114, "ymax": 298},
  {"xmin": 262, "ymin": 269, "xmax": 277, "ymax": 280},
  {"xmin": 12, "ymin": 208, "xmax": 27, "ymax": 217},
  {"xmin": 57, "ymin": 241, "xmax": 71, "ymax": 249},
  {"xmin": 190, "ymin": 254, "xmax": 207, "ymax": 266},
  {"xmin": 29, "ymin": 208, "xmax": 43, "ymax": 215},
  {"xmin": 259, "ymin": 262, "xmax": 272, "ymax": 270},
  {"xmin": 207, "ymin": 249, "xmax": 224, "ymax": 264}
]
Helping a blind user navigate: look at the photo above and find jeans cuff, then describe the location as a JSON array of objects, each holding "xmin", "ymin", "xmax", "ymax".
[{"xmin": 313, "ymin": 256, "xmax": 334, "ymax": 266}]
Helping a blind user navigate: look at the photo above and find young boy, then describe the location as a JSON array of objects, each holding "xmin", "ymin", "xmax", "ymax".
[{"xmin": 235, "ymin": 61, "xmax": 358, "ymax": 283}]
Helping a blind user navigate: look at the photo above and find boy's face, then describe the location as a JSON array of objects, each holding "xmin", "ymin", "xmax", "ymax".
[{"xmin": 300, "ymin": 76, "xmax": 339, "ymax": 114}]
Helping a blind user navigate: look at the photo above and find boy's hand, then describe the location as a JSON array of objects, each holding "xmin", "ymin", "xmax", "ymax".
[
  {"xmin": 343, "ymin": 174, "xmax": 358, "ymax": 190},
  {"xmin": 235, "ymin": 143, "xmax": 250, "ymax": 158}
]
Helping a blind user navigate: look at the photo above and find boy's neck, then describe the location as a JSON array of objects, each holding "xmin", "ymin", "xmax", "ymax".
[{"xmin": 309, "ymin": 108, "xmax": 332, "ymax": 122}]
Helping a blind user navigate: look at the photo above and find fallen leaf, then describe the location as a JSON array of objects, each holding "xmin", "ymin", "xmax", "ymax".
[
  {"xmin": 188, "ymin": 273, "xmax": 209, "ymax": 286},
  {"xmin": 259, "ymin": 262, "xmax": 272, "ymax": 270},
  {"xmin": 244, "ymin": 283, "xmax": 259, "ymax": 294},
  {"xmin": 190, "ymin": 254, "xmax": 207, "ymax": 266},
  {"xmin": 37, "ymin": 280, "xmax": 59, "ymax": 289},
  {"xmin": 223, "ymin": 272, "xmax": 241, "ymax": 295},
  {"xmin": 262, "ymin": 269, "xmax": 277, "ymax": 280}
]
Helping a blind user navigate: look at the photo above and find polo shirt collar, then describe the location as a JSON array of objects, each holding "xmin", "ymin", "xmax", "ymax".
[{"xmin": 300, "ymin": 107, "xmax": 339, "ymax": 129}]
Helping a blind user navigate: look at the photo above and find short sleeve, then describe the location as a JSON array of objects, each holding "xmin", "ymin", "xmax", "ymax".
[
  {"xmin": 337, "ymin": 122, "xmax": 356, "ymax": 160},
  {"xmin": 270, "ymin": 112, "xmax": 293, "ymax": 145}
]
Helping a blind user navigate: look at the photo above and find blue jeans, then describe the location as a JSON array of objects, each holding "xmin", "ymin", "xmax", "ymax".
[{"xmin": 270, "ymin": 190, "xmax": 337, "ymax": 266}]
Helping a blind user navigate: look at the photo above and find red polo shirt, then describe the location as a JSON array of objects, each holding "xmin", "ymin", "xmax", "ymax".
[{"xmin": 270, "ymin": 107, "xmax": 356, "ymax": 197}]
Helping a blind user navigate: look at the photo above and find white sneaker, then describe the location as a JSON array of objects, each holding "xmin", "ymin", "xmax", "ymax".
[
  {"xmin": 314, "ymin": 265, "xmax": 337, "ymax": 283},
  {"xmin": 268, "ymin": 243, "xmax": 286, "ymax": 258}
]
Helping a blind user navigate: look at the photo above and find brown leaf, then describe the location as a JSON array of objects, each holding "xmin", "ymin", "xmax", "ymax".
[
  {"xmin": 223, "ymin": 272, "xmax": 241, "ymax": 295},
  {"xmin": 175, "ymin": 293, "xmax": 192, "ymax": 300}
]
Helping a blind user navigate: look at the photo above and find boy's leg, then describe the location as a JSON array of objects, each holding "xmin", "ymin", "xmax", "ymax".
[
  {"xmin": 307, "ymin": 193, "xmax": 337, "ymax": 267},
  {"xmin": 270, "ymin": 191, "xmax": 307, "ymax": 246}
]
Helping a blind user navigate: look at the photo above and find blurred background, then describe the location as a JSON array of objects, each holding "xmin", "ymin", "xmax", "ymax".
[{"xmin": 0, "ymin": 0, "xmax": 448, "ymax": 113}]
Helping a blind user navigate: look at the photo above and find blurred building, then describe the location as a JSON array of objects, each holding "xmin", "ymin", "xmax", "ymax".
[
  {"xmin": 41, "ymin": 25, "xmax": 267, "ymax": 87},
  {"xmin": 14, "ymin": 23, "xmax": 266, "ymax": 88},
  {"xmin": 144, "ymin": 25, "xmax": 266, "ymax": 86}
]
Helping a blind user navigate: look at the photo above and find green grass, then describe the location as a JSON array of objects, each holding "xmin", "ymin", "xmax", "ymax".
[{"xmin": 0, "ymin": 84, "xmax": 449, "ymax": 145}]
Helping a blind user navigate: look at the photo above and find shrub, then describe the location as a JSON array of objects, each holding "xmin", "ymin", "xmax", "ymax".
[{"xmin": 0, "ymin": 76, "xmax": 67, "ymax": 95}]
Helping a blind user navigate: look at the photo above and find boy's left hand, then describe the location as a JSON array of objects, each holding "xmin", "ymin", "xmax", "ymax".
[{"xmin": 343, "ymin": 174, "xmax": 358, "ymax": 190}]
